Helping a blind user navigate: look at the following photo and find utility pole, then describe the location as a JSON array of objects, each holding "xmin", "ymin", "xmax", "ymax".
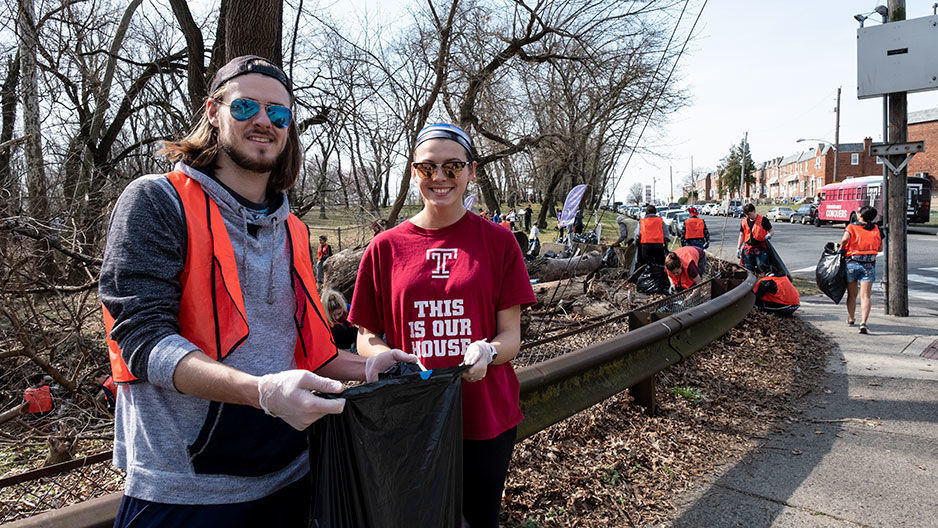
[
  {"xmin": 886, "ymin": 0, "xmax": 909, "ymax": 316},
  {"xmin": 740, "ymin": 132, "xmax": 748, "ymax": 200},
  {"xmin": 669, "ymin": 165, "xmax": 673, "ymax": 202},
  {"xmin": 834, "ymin": 86, "xmax": 841, "ymax": 182},
  {"xmin": 690, "ymin": 156, "xmax": 694, "ymax": 202}
]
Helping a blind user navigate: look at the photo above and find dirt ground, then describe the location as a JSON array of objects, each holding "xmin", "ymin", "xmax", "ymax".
[{"xmin": 502, "ymin": 310, "xmax": 832, "ymax": 527}]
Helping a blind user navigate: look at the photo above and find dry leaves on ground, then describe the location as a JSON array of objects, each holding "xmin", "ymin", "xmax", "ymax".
[{"xmin": 502, "ymin": 310, "xmax": 832, "ymax": 527}]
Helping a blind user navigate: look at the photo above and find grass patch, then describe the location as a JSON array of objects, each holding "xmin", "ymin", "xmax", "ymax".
[
  {"xmin": 791, "ymin": 277, "xmax": 821, "ymax": 296},
  {"xmin": 669, "ymin": 386, "xmax": 706, "ymax": 404}
]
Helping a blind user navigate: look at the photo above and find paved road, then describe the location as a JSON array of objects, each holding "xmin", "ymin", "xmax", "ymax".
[{"xmin": 700, "ymin": 215, "xmax": 938, "ymax": 314}]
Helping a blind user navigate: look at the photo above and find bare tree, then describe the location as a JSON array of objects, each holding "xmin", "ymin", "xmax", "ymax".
[{"xmin": 628, "ymin": 182, "xmax": 643, "ymax": 205}]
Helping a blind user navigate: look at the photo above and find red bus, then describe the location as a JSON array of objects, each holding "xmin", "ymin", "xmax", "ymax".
[{"xmin": 816, "ymin": 175, "xmax": 932, "ymax": 225}]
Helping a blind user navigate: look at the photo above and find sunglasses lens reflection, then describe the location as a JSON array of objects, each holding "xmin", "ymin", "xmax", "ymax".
[
  {"xmin": 266, "ymin": 106, "xmax": 292, "ymax": 128},
  {"xmin": 413, "ymin": 162, "xmax": 466, "ymax": 179},
  {"xmin": 227, "ymin": 98, "xmax": 292, "ymax": 128}
]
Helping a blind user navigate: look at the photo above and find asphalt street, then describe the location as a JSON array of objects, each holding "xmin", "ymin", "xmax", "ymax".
[{"xmin": 700, "ymin": 215, "xmax": 938, "ymax": 315}]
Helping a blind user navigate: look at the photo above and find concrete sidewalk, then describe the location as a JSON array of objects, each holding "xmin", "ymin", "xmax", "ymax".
[{"xmin": 667, "ymin": 294, "xmax": 938, "ymax": 528}]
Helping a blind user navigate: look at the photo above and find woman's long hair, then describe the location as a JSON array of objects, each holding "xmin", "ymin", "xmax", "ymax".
[
  {"xmin": 320, "ymin": 288, "xmax": 348, "ymax": 326},
  {"xmin": 159, "ymin": 85, "xmax": 302, "ymax": 194}
]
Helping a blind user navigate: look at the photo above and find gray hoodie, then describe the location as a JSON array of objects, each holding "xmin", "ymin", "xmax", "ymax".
[{"xmin": 99, "ymin": 163, "xmax": 319, "ymax": 504}]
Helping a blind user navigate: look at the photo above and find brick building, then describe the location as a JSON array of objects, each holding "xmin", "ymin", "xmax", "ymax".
[
  {"xmin": 762, "ymin": 137, "xmax": 880, "ymax": 201},
  {"xmin": 908, "ymin": 107, "xmax": 938, "ymax": 188}
]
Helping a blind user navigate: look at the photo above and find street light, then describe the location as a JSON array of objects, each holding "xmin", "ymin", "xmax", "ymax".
[{"xmin": 797, "ymin": 137, "xmax": 840, "ymax": 184}]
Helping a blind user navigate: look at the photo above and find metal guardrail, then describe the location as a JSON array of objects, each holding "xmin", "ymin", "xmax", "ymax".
[
  {"xmin": 3, "ymin": 272, "xmax": 755, "ymax": 527},
  {"xmin": 516, "ymin": 273, "xmax": 755, "ymax": 440}
]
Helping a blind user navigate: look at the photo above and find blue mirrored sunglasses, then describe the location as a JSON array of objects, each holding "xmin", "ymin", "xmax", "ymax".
[{"xmin": 218, "ymin": 97, "xmax": 293, "ymax": 128}]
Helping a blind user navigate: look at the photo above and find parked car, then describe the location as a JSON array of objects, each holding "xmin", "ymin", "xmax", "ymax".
[
  {"xmin": 716, "ymin": 199, "xmax": 741, "ymax": 216},
  {"xmin": 701, "ymin": 202, "xmax": 716, "ymax": 215},
  {"xmin": 789, "ymin": 204, "xmax": 818, "ymax": 224},
  {"xmin": 670, "ymin": 212, "xmax": 691, "ymax": 236},
  {"xmin": 732, "ymin": 205, "xmax": 744, "ymax": 217},
  {"xmin": 766, "ymin": 206, "xmax": 795, "ymax": 222}
]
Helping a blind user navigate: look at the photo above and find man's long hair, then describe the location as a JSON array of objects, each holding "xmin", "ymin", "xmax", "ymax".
[{"xmin": 159, "ymin": 85, "xmax": 302, "ymax": 194}]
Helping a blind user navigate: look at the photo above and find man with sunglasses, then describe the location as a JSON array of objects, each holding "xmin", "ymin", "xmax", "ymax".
[{"xmin": 100, "ymin": 55, "xmax": 415, "ymax": 527}]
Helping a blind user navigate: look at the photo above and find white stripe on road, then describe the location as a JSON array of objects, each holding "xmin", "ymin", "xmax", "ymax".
[
  {"xmin": 873, "ymin": 282, "xmax": 938, "ymax": 303},
  {"xmin": 792, "ymin": 266, "xmax": 815, "ymax": 273},
  {"xmin": 923, "ymin": 267, "xmax": 938, "ymax": 273},
  {"xmin": 907, "ymin": 274, "xmax": 938, "ymax": 287}
]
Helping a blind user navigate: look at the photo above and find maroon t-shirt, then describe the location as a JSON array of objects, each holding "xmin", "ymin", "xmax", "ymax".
[{"xmin": 349, "ymin": 211, "xmax": 536, "ymax": 440}]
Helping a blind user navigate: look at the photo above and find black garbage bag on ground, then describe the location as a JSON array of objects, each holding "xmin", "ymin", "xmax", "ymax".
[
  {"xmin": 815, "ymin": 242, "xmax": 847, "ymax": 304},
  {"xmin": 601, "ymin": 246, "xmax": 619, "ymax": 268},
  {"xmin": 635, "ymin": 264, "xmax": 670, "ymax": 294},
  {"xmin": 308, "ymin": 363, "xmax": 467, "ymax": 528}
]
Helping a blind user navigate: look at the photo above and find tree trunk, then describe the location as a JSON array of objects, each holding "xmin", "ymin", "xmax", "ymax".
[
  {"xmin": 169, "ymin": 0, "xmax": 206, "ymax": 112},
  {"xmin": 526, "ymin": 250, "xmax": 602, "ymax": 282},
  {"xmin": 18, "ymin": 0, "xmax": 48, "ymax": 221},
  {"xmin": 0, "ymin": 52, "xmax": 19, "ymax": 219},
  {"xmin": 322, "ymin": 247, "xmax": 367, "ymax": 301},
  {"xmin": 225, "ymin": 0, "xmax": 283, "ymax": 64}
]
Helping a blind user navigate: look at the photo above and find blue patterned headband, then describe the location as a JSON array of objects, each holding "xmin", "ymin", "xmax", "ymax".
[{"xmin": 415, "ymin": 124, "xmax": 474, "ymax": 160}]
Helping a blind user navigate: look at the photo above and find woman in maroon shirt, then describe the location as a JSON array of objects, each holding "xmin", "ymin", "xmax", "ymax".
[{"xmin": 349, "ymin": 124, "xmax": 536, "ymax": 528}]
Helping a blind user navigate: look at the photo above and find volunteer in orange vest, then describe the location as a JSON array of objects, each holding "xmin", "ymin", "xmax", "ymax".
[
  {"xmin": 839, "ymin": 205, "xmax": 883, "ymax": 334},
  {"xmin": 316, "ymin": 234, "xmax": 332, "ymax": 283},
  {"xmin": 664, "ymin": 246, "xmax": 707, "ymax": 292},
  {"xmin": 753, "ymin": 266, "xmax": 800, "ymax": 315},
  {"xmin": 736, "ymin": 203, "xmax": 773, "ymax": 272},
  {"xmin": 23, "ymin": 374, "xmax": 54, "ymax": 421},
  {"xmin": 93, "ymin": 372, "xmax": 118, "ymax": 412},
  {"xmin": 99, "ymin": 55, "xmax": 416, "ymax": 527},
  {"xmin": 681, "ymin": 207, "xmax": 709, "ymax": 249},
  {"xmin": 637, "ymin": 204, "xmax": 670, "ymax": 267}
]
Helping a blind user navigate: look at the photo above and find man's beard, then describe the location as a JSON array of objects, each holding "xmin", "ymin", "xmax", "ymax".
[{"xmin": 220, "ymin": 136, "xmax": 280, "ymax": 173}]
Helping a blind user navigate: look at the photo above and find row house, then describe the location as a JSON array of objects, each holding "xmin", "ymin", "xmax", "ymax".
[
  {"xmin": 763, "ymin": 137, "xmax": 880, "ymax": 201},
  {"xmin": 908, "ymin": 107, "xmax": 938, "ymax": 189}
]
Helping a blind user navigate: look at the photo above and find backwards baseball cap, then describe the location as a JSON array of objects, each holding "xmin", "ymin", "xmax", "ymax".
[
  {"xmin": 209, "ymin": 55, "xmax": 292, "ymax": 95},
  {"xmin": 688, "ymin": 207, "xmax": 698, "ymax": 215},
  {"xmin": 415, "ymin": 124, "xmax": 474, "ymax": 160}
]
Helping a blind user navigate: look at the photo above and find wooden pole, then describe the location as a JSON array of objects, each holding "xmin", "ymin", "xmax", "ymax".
[{"xmin": 886, "ymin": 0, "xmax": 908, "ymax": 317}]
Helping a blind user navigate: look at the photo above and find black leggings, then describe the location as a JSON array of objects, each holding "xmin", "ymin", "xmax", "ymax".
[{"xmin": 463, "ymin": 427, "xmax": 517, "ymax": 528}]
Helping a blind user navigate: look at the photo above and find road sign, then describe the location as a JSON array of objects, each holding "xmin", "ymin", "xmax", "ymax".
[{"xmin": 857, "ymin": 14, "xmax": 938, "ymax": 99}]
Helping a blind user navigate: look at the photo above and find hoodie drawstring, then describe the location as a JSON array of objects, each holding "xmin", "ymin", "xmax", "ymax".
[
  {"xmin": 238, "ymin": 207, "xmax": 250, "ymax": 289},
  {"xmin": 266, "ymin": 218, "xmax": 277, "ymax": 305}
]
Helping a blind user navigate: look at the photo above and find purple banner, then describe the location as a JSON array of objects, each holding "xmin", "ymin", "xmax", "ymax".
[
  {"xmin": 557, "ymin": 184, "xmax": 587, "ymax": 227},
  {"xmin": 463, "ymin": 195, "xmax": 475, "ymax": 210}
]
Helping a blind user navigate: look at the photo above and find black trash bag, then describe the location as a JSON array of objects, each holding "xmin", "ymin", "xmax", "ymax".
[
  {"xmin": 601, "ymin": 246, "xmax": 619, "ymax": 268},
  {"xmin": 543, "ymin": 249, "xmax": 556, "ymax": 259},
  {"xmin": 308, "ymin": 364, "xmax": 467, "ymax": 528},
  {"xmin": 815, "ymin": 242, "xmax": 847, "ymax": 304},
  {"xmin": 636, "ymin": 264, "xmax": 670, "ymax": 294},
  {"xmin": 765, "ymin": 240, "xmax": 791, "ymax": 280}
]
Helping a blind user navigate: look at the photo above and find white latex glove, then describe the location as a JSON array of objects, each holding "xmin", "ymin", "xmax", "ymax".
[
  {"xmin": 461, "ymin": 340, "xmax": 497, "ymax": 383},
  {"xmin": 364, "ymin": 348, "xmax": 420, "ymax": 383},
  {"xmin": 257, "ymin": 370, "xmax": 346, "ymax": 431},
  {"xmin": 736, "ymin": 246, "xmax": 743, "ymax": 259}
]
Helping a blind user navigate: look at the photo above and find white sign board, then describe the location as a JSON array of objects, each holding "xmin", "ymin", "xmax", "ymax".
[{"xmin": 857, "ymin": 14, "xmax": 938, "ymax": 99}]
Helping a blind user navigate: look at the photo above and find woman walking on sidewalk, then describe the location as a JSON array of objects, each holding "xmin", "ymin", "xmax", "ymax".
[{"xmin": 840, "ymin": 205, "xmax": 882, "ymax": 334}]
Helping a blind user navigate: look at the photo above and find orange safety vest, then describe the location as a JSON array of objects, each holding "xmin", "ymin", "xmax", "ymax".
[
  {"xmin": 844, "ymin": 224, "xmax": 881, "ymax": 256},
  {"xmin": 666, "ymin": 246, "xmax": 703, "ymax": 290},
  {"xmin": 102, "ymin": 375, "xmax": 117, "ymax": 398},
  {"xmin": 741, "ymin": 215, "xmax": 768, "ymax": 245},
  {"xmin": 24, "ymin": 385, "xmax": 53, "ymax": 414},
  {"xmin": 102, "ymin": 171, "xmax": 336, "ymax": 383},
  {"xmin": 683, "ymin": 217, "xmax": 705, "ymax": 239},
  {"xmin": 753, "ymin": 276, "xmax": 799, "ymax": 306},
  {"xmin": 499, "ymin": 221, "xmax": 511, "ymax": 230},
  {"xmin": 317, "ymin": 243, "xmax": 330, "ymax": 261},
  {"xmin": 640, "ymin": 216, "xmax": 664, "ymax": 244}
]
